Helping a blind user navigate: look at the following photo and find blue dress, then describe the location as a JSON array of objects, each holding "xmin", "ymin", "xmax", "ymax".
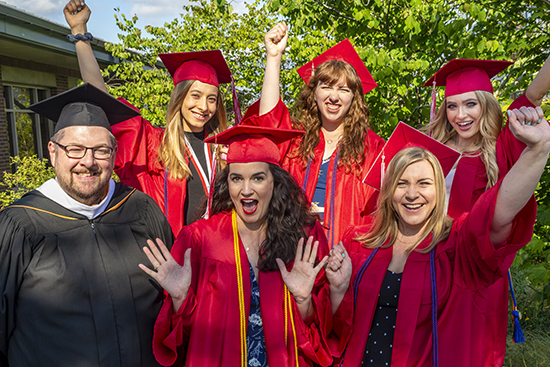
[{"xmin": 246, "ymin": 262, "xmax": 268, "ymax": 367}]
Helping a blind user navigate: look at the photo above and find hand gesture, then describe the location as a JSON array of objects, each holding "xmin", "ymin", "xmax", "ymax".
[
  {"xmin": 63, "ymin": 0, "xmax": 91, "ymax": 33},
  {"xmin": 508, "ymin": 107, "xmax": 550, "ymax": 151},
  {"xmin": 265, "ymin": 22, "xmax": 289, "ymax": 59},
  {"xmin": 325, "ymin": 242, "xmax": 352, "ymax": 293},
  {"xmin": 276, "ymin": 236, "xmax": 328, "ymax": 306},
  {"xmin": 139, "ymin": 238, "xmax": 192, "ymax": 309}
]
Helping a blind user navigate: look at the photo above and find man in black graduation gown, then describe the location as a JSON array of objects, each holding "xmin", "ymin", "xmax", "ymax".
[{"xmin": 0, "ymin": 84, "xmax": 174, "ymax": 367}]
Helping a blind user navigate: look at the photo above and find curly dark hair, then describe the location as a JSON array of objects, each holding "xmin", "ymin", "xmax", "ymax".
[
  {"xmin": 291, "ymin": 59, "xmax": 372, "ymax": 176},
  {"xmin": 210, "ymin": 163, "xmax": 320, "ymax": 272}
]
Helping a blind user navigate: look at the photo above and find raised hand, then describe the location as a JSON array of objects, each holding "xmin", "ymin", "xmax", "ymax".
[
  {"xmin": 139, "ymin": 238, "xmax": 192, "ymax": 312},
  {"xmin": 265, "ymin": 22, "xmax": 289, "ymax": 59},
  {"xmin": 326, "ymin": 242, "xmax": 352, "ymax": 291},
  {"xmin": 276, "ymin": 236, "xmax": 328, "ymax": 319},
  {"xmin": 63, "ymin": 0, "xmax": 91, "ymax": 33},
  {"xmin": 326, "ymin": 242, "xmax": 352, "ymax": 314},
  {"xmin": 508, "ymin": 107, "xmax": 550, "ymax": 149}
]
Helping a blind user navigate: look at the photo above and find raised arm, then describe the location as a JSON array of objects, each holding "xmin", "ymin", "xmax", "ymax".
[
  {"xmin": 259, "ymin": 22, "xmax": 289, "ymax": 115},
  {"xmin": 525, "ymin": 54, "xmax": 550, "ymax": 107},
  {"xmin": 63, "ymin": 0, "xmax": 108, "ymax": 93},
  {"xmin": 490, "ymin": 109, "xmax": 550, "ymax": 244}
]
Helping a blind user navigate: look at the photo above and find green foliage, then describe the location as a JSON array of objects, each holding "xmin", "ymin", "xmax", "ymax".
[
  {"xmin": 505, "ymin": 331, "xmax": 550, "ymax": 366},
  {"xmin": 0, "ymin": 156, "xmax": 55, "ymax": 209}
]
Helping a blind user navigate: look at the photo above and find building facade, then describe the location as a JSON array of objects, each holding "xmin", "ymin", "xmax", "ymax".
[{"xmin": 0, "ymin": 1, "xmax": 118, "ymax": 174}]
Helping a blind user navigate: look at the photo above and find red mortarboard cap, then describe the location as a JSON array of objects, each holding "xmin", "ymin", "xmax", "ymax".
[
  {"xmin": 363, "ymin": 122, "xmax": 460, "ymax": 190},
  {"xmin": 297, "ymin": 39, "xmax": 377, "ymax": 94},
  {"xmin": 205, "ymin": 125, "xmax": 303, "ymax": 166},
  {"xmin": 423, "ymin": 59, "xmax": 513, "ymax": 97},
  {"xmin": 28, "ymin": 83, "xmax": 140, "ymax": 134},
  {"xmin": 159, "ymin": 50, "xmax": 232, "ymax": 87}
]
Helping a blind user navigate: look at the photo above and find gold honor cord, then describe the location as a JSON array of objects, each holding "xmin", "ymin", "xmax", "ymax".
[
  {"xmin": 232, "ymin": 210, "xmax": 247, "ymax": 367},
  {"xmin": 232, "ymin": 210, "xmax": 299, "ymax": 367}
]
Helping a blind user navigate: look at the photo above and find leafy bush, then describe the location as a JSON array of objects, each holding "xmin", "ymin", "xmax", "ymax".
[{"xmin": 0, "ymin": 155, "xmax": 55, "ymax": 209}]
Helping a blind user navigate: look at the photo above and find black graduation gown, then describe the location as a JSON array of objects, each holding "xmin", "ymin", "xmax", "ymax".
[{"xmin": 0, "ymin": 183, "xmax": 173, "ymax": 367}]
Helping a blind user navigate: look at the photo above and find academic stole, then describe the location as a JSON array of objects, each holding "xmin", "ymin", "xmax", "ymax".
[
  {"xmin": 231, "ymin": 210, "xmax": 299, "ymax": 366},
  {"xmin": 184, "ymin": 133, "xmax": 217, "ymax": 219}
]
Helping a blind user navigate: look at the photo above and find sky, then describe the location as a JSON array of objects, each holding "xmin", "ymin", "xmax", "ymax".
[{"xmin": 6, "ymin": 0, "xmax": 248, "ymax": 43}]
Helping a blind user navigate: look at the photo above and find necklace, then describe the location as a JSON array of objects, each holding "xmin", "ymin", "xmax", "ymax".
[{"xmin": 325, "ymin": 135, "xmax": 342, "ymax": 144}]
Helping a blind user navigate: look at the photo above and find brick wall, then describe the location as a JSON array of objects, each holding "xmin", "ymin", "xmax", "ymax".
[{"xmin": 0, "ymin": 65, "xmax": 10, "ymax": 176}]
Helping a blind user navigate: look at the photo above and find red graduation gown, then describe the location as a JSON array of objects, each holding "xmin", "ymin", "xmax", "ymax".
[
  {"xmin": 332, "ymin": 179, "xmax": 537, "ymax": 367},
  {"xmin": 446, "ymin": 93, "xmax": 535, "ymax": 366},
  {"xmin": 242, "ymin": 99, "xmax": 385, "ymax": 245},
  {"xmin": 152, "ymin": 211, "xmax": 333, "ymax": 367},
  {"xmin": 112, "ymin": 98, "xmax": 188, "ymax": 237}
]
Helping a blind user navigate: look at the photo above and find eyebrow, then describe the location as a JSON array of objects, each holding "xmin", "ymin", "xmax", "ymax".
[{"xmin": 446, "ymin": 97, "xmax": 478, "ymax": 104}]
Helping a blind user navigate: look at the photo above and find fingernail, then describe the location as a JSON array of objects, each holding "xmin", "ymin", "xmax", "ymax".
[
  {"xmin": 507, "ymin": 110, "xmax": 511, "ymax": 117},
  {"xmin": 77, "ymin": 7, "xmax": 81, "ymax": 11},
  {"xmin": 521, "ymin": 121, "xmax": 525, "ymax": 125},
  {"xmin": 81, "ymin": 2, "xmax": 84, "ymax": 5},
  {"xmin": 538, "ymin": 119, "xmax": 541, "ymax": 124}
]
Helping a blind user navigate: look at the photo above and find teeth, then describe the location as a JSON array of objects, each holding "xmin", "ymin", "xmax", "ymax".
[
  {"xmin": 326, "ymin": 105, "xmax": 339, "ymax": 111},
  {"xmin": 404, "ymin": 204, "xmax": 422, "ymax": 209},
  {"xmin": 458, "ymin": 121, "xmax": 472, "ymax": 126}
]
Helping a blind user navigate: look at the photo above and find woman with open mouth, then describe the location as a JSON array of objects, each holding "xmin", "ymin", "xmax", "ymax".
[
  {"xmin": 421, "ymin": 56, "xmax": 550, "ymax": 366},
  {"xmin": 327, "ymin": 110, "xmax": 550, "ymax": 366},
  {"xmin": 139, "ymin": 123, "xmax": 334, "ymax": 366},
  {"xmin": 64, "ymin": 0, "xmax": 238, "ymax": 236},
  {"xmin": 242, "ymin": 22, "xmax": 385, "ymax": 248}
]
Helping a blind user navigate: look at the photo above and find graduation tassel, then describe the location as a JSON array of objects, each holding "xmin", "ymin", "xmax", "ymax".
[
  {"xmin": 380, "ymin": 154, "xmax": 386, "ymax": 187},
  {"xmin": 508, "ymin": 270, "xmax": 525, "ymax": 343},
  {"xmin": 430, "ymin": 80, "xmax": 437, "ymax": 124},
  {"xmin": 231, "ymin": 75, "xmax": 243, "ymax": 125}
]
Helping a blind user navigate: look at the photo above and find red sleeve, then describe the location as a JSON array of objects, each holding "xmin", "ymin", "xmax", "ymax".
[
  {"xmin": 241, "ymin": 98, "xmax": 296, "ymax": 163},
  {"xmin": 112, "ymin": 98, "xmax": 165, "ymax": 187},
  {"xmin": 326, "ymin": 226, "xmax": 365, "ymax": 359},
  {"xmin": 496, "ymin": 94, "xmax": 536, "ymax": 179},
  {"xmin": 452, "ymin": 177, "xmax": 537, "ymax": 287},
  {"xmin": 152, "ymin": 226, "xmax": 201, "ymax": 366}
]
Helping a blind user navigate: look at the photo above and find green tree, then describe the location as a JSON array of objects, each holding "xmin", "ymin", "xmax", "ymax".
[{"xmin": 0, "ymin": 155, "xmax": 55, "ymax": 209}]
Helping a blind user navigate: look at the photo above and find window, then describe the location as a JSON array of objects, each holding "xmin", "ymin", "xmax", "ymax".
[{"xmin": 4, "ymin": 85, "xmax": 51, "ymax": 163}]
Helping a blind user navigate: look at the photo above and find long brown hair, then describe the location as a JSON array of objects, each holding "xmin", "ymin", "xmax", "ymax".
[
  {"xmin": 210, "ymin": 163, "xmax": 319, "ymax": 271},
  {"xmin": 356, "ymin": 147, "xmax": 453, "ymax": 253},
  {"xmin": 157, "ymin": 80, "xmax": 228, "ymax": 180},
  {"xmin": 291, "ymin": 60, "xmax": 372, "ymax": 175},
  {"xmin": 422, "ymin": 90, "xmax": 502, "ymax": 188}
]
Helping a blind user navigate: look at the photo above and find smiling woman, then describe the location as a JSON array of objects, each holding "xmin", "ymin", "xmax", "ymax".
[
  {"xmin": 139, "ymin": 124, "xmax": 334, "ymax": 366},
  {"xmin": 241, "ymin": 23, "xmax": 385, "ymax": 248},
  {"xmin": 327, "ymin": 110, "xmax": 550, "ymax": 366}
]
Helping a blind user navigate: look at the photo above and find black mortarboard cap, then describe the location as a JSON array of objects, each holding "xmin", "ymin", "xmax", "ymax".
[{"xmin": 28, "ymin": 83, "xmax": 140, "ymax": 134}]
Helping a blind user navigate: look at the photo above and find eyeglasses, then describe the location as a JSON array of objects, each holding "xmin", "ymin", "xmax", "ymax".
[{"xmin": 53, "ymin": 141, "xmax": 114, "ymax": 160}]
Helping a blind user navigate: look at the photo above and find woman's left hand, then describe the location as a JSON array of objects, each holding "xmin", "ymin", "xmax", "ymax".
[{"xmin": 276, "ymin": 236, "xmax": 329, "ymax": 318}]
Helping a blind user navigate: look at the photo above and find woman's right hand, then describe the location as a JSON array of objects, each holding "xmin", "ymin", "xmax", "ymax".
[
  {"xmin": 326, "ymin": 242, "xmax": 352, "ymax": 314},
  {"xmin": 63, "ymin": 0, "xmax": 91, "ymax": 33},
  {"xmin": 139, "ymin": 238, "xmax": 192, "ymax": 311},
  {"xmin": 326, "ymin": 242, "xmax": 352, "ymax": 292},
  {"xmin": 265, "ymin": 22, "xmax": 289, "ymax": 59}
]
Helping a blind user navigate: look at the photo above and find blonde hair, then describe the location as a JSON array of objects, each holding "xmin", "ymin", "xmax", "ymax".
[
  {"xmin": 157, "ymin": 80, "xmax": 228, "ymax": 180},
  {"xmin": 291, "ymin": 60, "xmax": 372, "ymax": 175},
  {"xmin": 422, "ymin": 90, "xmax": 503, "ymax": 188},
  {"xmin": 356, "ymin": 147, "xmax": 453, "ymax": 253}
]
